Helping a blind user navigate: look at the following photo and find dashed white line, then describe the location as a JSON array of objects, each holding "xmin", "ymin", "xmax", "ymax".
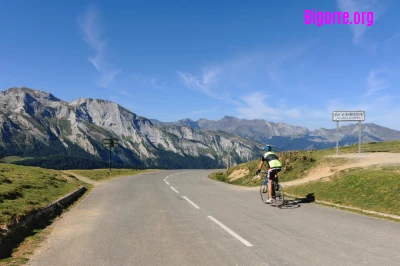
[
  {"xmin": 182, "ymin": 196, "xmax": 200, "ymax": 209},
  {"xmin": 171, "ymin": 187, "xmax": 180, "ymax": 193},
  {"xmin": 164, "ymin": 180, "xmax": 170, "ymax": 185},
  {"xmin": 207, "ymin": 216, "xmax": 253, "ymax": 247}
]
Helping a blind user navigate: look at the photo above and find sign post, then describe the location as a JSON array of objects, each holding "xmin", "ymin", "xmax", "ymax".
[
  {"xmin": 359, "ymin": 121, "xmax": 361, "ymax": 153},
  {"xmin": 332, "ymin": 111, "xmax": 365, "ymax": 154},
  {"xmin": 102, "ymin": 138, "xmax": 119, "ymax": 172},
  {"xmin": 336, "ymin": 121, "xmax": 339, "ymax": 155}
]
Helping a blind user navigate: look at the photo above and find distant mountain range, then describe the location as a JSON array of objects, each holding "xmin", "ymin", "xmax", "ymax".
[
  {"xmin": 0, "ymin": 87, "xmax": 261, "ymax": 169},
  {"xmin": 150, "ymin": 116, "xmax": 400, "ymax": 151},
  {"xmin": 1, "ymin": 87, "xmax": 399, "ymax": 170}
]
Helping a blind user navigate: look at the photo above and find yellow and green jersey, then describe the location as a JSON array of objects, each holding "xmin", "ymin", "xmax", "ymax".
[{"xmin": 261, "ymin": 151, "xmax": 282, "ymax": 168}]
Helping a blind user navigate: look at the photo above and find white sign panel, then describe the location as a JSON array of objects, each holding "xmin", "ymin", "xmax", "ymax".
[{"xmin": 332, "ymin": 111, "xmax": 365, "ymax": 121}]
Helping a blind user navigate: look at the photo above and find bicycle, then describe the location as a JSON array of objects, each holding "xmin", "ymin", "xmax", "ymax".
[{"xmin": 258, "ymin": 170, "xmax": 284, "ymax": 208}]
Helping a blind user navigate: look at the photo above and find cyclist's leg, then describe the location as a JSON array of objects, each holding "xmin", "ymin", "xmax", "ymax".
[
  {"xmin": 267, "ymin": 168, "xmax": 273, "ymax": 199},
  {"xmin": 273, "ymin": 168, "xmax": 281, "ymax": 188}
]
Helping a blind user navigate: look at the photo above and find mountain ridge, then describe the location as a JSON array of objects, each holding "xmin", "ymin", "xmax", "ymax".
[
  {"xmin": 150, "ymin": 116, "xmax": 400, "ymax": 150},
  {"xmin": 0, "ymin": 87, "xmax": 262, "ymax": 169}
]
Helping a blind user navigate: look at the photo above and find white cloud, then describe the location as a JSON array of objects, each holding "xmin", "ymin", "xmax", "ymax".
[
  {"xmin": 236, "ymin": 92, "xmax": 302, "ymax": 120},
  {"xmin": 149, "ymin": 77, "xmax": 168, "ymax": 91},
  {"xmin": 129, "ymin": 74, "xmax": 169, "ymax": 91},
  {"xmin": 365, "ymin": 69, "xmax": 389, "ymax": 96},
  {"xmin": 78, "ymin": 5, "xmax": 120, "ymax": 88},
  {"xmin": 188, "ymin": 107, "xmax": 218, "ymax": 116},
  {"xmin": 385, "ymin": 30, "xmax": 400, "ymax": 47},
  {"xmin": 108, "ymin": 95, "xmax": 136, "ymax": 110},
  {"xmin": 118, "ymin": 89, "xmax": 130, "ymax": 96},
  {"xmin": 177, "ymin": 66, "xmax": 240, "ymax": 105},
  {"xmin": 266, "ymin": 44, "xmax": 309, "ymax": 83},
  {"xmin": 337, "ymin": 0, "xmax": 389, "ymax": 45}
]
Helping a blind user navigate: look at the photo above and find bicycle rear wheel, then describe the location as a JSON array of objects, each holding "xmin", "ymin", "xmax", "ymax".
[{"xmin": 272, "ymin": 183, "xmax": 284, "ymax": 208}]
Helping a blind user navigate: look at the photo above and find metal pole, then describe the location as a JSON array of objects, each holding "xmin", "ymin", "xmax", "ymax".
[
  {"xmin": 109, "ymin": 140, "xmax": 112, "ymax": 172},
  {"xmin": 109, "ymin": 145, "xmax": 111, "ymax": 172},
  {"xmin": 359, "ymin": 121, "xmax": 361, "ymax": 153},
  {"xmin": 336, "ymin": 121, "xmax": 339, "ymax": 155},
  {"xmin": 227, "ymin": 151, "xmax": 230, "ymax": 170}
]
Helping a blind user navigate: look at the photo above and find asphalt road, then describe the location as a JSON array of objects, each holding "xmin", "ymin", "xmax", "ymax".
[{"xmin": 28, "ymin": 170, "xmax": 400, "ymax": 266}]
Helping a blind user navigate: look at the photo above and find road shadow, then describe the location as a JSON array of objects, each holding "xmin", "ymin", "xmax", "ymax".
[
  {"xmin": 279, "ymin": 193, "xmax": 315, "ymax": 209},
  {"xmin": 294, "ymin": 193, "xmax": 315, "ymax": 204}
]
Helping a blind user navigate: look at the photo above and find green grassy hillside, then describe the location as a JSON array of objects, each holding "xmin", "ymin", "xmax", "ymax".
[
  {"xmin": 0, "ymin": 164, "xmax": 87, "ymax": 227},
  {"xmin": 210, "ymin": 141, "xmax": 400, "ymax": 187}
]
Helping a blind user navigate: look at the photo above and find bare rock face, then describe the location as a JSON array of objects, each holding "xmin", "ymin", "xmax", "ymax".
[
  {"xmin": 0, "ymin": 87, "xmax": 261, "ymax": 168},
  {"xmin": 154, "ymin": 116, "xmax": 400, "ymax": 151}
]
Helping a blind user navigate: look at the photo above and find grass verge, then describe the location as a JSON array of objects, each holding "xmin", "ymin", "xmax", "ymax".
[
  {"xmin": 285, "ymin": 165, "xmax": 400, "ymax": 216},
  {"xmin": 0, "ymin": 164, "xmax": 87, "ymax": 227},
  {"xmin": 67, "ymin": 168, "xmax": 156, "ymax": 181},
  {"xmin": 0, "ymin": 187, "xmax": 90, "ymax": 266}
]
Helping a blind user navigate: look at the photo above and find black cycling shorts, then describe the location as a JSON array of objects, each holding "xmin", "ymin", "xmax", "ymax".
[{"xmin": 267, "ymin": 168, "xmax": 281, "ymax": 180}]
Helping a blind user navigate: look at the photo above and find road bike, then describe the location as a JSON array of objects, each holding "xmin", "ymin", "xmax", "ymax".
[{"xmin": 258, "ymin": 170, "xmax": 284, "ymax": 208}]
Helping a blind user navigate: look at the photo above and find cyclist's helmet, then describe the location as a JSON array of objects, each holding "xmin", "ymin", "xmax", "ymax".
[{"xmin": 263, "ymin": 145, "xmax": 272, "ymax": 151}]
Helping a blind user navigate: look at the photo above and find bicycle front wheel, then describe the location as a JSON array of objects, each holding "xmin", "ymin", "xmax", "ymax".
[
  {"xmin": 259, "ymin": 182, "xmax": 268, "ymax": 203},
  {"xmin": 272, "ymin": 184, "xmax": 284, "ymax": 208}
]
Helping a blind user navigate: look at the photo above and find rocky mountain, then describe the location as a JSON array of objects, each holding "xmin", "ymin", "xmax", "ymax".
[
  {"xmin": 0, "ymin": 87, "xmax": 262, "ymax": 169},
  {"xmin": 150, "ymin": 116, "xmax": 400, "ymax": 151}
]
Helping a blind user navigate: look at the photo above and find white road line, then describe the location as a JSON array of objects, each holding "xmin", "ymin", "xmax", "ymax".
[
  {"xmin": 207, "ymin": 216, "xmax": 253, "ymax": 247},
  {"xmin": 164, "ymin": 180, "xmax": 170, "ymax": 185},
  {"xmin": 171, "ymin": 187, "xmax": 180, "ymax": 193},
  {"xmin": 182, "ymin": 196, "xmax": 200, "ymax": 209}
]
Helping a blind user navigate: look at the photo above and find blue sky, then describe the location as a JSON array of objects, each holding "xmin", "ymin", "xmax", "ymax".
[{"xmin": 1, "ymin": 0, "xmax": 400, "ymax": 130}]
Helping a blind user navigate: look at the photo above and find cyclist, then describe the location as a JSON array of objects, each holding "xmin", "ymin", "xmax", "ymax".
[{"xmin": 256, "ymin": 145, "xmax": 282, "ymax": 204}]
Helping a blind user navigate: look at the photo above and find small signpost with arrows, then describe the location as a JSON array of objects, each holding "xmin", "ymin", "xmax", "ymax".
[{"xmin": 102, "ymin": 138, "xmax": 119, "ymax": 172}]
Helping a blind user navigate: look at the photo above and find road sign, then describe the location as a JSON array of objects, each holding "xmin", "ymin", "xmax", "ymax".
[
  {"xmin": 332, "ymin": 111, "xmax": 365, "ymax": 155},
  {"xmin": 332, "ymin": 111, "xmax": 365, "ymax": 121},
  {"xmin": 102, "ymin": 138, "xmax": 119, "ymax": 171}
]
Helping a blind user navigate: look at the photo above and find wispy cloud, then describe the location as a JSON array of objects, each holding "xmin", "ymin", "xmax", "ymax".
[
  {"xmin": 266, "ymin": 44, "xmax": 309, "ymax": 83},
  {"xmin": 364, "ymin": 68, "xmax": 389, "ymax": 96},
  {"xmin": 385, "ymin": 30, "xmax": 400, "ymax": 47},
  {"xmin": 177, "ymin": 44, "xmax": 311, "ymax": 113},
  {"xmin": 118, "ymin": 89, "xmax": 130, "ymax": 96},
  {"xmin": 324, "ymin": 95, "xmax": 400, "ymax": 130},
  {"xmin": 108, "ymin": 95, "xmax": 136, "ymax": 110},
  {"xmin": 298, "ymin": 69, "xmax": 400, "ymax": 130},
  {"xmin": 129, "ymin": 74, "xmax": 169, "ymax": 91},
  {"xmin": 78, "ymin": 5, "xmax": 120, "ymax": 88},
  {"xmin": 236, "ymin": 92, "xmax": 301, "ymax": 121},
  {"xmin": 188, "ymin": 107, "xmax": 219, "ymax": 116},
  {"xmin": 149, "ymin": 77, "xmax": 168, "ymax": 91},
  {"xmin": 337, "ymin": 0, "xmax": 389, "ymax": 45},
  {"xmin": 177, "ymin": 66, "xmax": 240, "ymax": 105}
]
